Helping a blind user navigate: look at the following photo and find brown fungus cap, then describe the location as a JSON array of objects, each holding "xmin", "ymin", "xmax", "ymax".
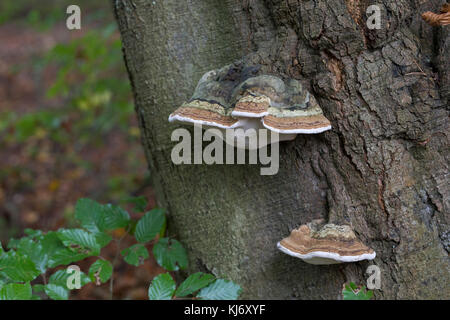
[
  {"xmin": 261, "ymin": 92, "xmax": 331, "ymax": 134},
  {"xmin": 169, "ymin": 102, "xmax": 239, "ymax": 129},
  {"xmin": 277, "ymin": 222, "xmax": 376, "ymax": 265}
]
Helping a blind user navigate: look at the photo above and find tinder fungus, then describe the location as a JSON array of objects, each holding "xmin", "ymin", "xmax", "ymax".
[
  {"xmin": 277, "ymin": 222, "xmax": 376, "ymax": 265},
  {"xmin": 169, "ymin": 61, "xmax": 331, "ymax": 149}
]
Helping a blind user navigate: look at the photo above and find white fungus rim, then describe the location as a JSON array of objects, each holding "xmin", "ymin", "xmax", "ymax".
[
  {"xmin": 262, "ymin": 121, "xmax": 332, "ymax": 134},
  {"xmin": 277, "ymin": 242, "xmax": 376, "ymax": 264},
  {"xmin": 231, "ymin": 110, "xmax": 269, "ymax": 118},
  {"xmin": 168, "ymin": 114, "xmax": 240, "ymax": 129}
]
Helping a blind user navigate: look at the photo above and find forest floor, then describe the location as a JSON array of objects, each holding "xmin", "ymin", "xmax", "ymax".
[{"xmin": 0, "ymin": 3, "xmax": 161, "ymax": 299}]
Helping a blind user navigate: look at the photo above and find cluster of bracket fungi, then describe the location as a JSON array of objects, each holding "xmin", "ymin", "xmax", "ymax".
[
  {"xmin": 169, "ymin": 60, "xmax": 331, "ymax": 149},
  {"xmin": 169, "ymin": 59, "xmax": 376, "ymax": 264}
]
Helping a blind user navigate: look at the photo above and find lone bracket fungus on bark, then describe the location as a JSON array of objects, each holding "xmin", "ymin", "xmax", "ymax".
[
  {"xmin": 277, "ymin": 221, "xmax": 376, "ymax": 265},
  {"xmin": 169, "ymin": 61, "xmax": 331, "ymax": 149}
]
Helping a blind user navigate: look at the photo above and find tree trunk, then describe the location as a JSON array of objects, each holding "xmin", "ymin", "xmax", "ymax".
[{"xmin": 113, "ymin": 0, "xmax": 449, "ymax": 299}]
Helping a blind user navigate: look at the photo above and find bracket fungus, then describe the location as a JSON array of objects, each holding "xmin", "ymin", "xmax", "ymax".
[
  {"xmin": 421, "ymin": 3, "xmax": 450, "ymax": 26},
  {"xmin": 169, "ymin": 61, "xmax": 331, "ymax": 149},
  {"xmin": 277, "ymin": 221, "xmax": 376, "ymax": 265}
]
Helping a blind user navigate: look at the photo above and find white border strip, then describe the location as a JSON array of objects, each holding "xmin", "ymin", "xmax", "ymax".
[
  {"xmin": 262, "ymin": 120, "xmax": 332, "ymax": 134},
  {"xmin": 168, "ymin": 114, "xmax": 240, "ymax": 129},
  {"xmin": 231, "ymin": 110, "xmax": 269, "ymax": 118},
  {"xmin": 277, "ymin": 242, "xmax": 376, "ymax": 264}
]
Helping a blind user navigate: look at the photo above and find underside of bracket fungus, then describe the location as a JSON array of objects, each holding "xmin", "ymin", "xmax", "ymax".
[
  {"xmin": 169, "ymin": 61, "xmax": 331, "ymax": 149},
  {"xmin": 277, "ymin": 221, "xmax": 376, "ymax": 265}
]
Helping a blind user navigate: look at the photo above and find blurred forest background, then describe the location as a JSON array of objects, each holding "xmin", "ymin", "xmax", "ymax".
[{"xmin": 0, "ymin": 1, "xmax": 162, "ymax": 299}]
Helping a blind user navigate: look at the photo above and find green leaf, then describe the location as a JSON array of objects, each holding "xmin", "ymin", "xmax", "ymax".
[
  {"xmin": 121, "ymin": 244, "xmax": 149, "ymax": 266},
  {"xmin": 148, "ymin": 273, "xmax": 175, "ymax": 300},
  {"xmin": 47, "ymin": 248, "xmax": 90, "ymax": 268},
  {"xmin": 342, "ymin": 282, "xmax": 373, "ymax": 300},
  {"xmin": 88, "ymin": 259, "xmax": 113, "ymax": 284},
  {"xmin": 94, "ymin": 232, "xmax": 113, "ymax": 248},
  {"xmin": 175, "ymin": 272, "xmax": 216, "ymax": 297},
  {"xmin": 44, "ymin": 284, "xmax": 69, "ymax": 300},
  {"xmin": 75, "ymin": 198, "xmax": 130, "ymax": 233},
  {"xmin": 120, "ymin": 196, "xmax": 148, "ymax": 212},
  {"xmin": 40, "ymin": 231, "xmax": 65, "ymax": 254},
  {"xmin": 74, "ymin": 198, "xmax": 104, "ymax": 233},
  {"xmin": 14, "ymin": 238, "xmax": 48, "ymax": 273},
  {"xmin": 24, "ymin": 229, "xmax": 43, "ymax": 238},
  {"xmin": 40, "ymin": 231, "xmax": 89, "ymax": 267},
  {"xmin": 57, "ymin": 228, "xmax": 101, "ymax": 255},
  {"xmin": 49, "ymin": 269, "xmax": 91, "ymax": 289},
  {"xmin": 0, "ymin": 251, "xmax": 40, "ymax": 282},
  {"xmin": 32, "ymin": 284, "xmax": 45, "ymax": 293},
  {"xmin": 0, "ymin": 276, "xmax": 8, "ymax": 289},
  {"xmin": 152, "ymin": 238, "xmax": 188, "ymax": 271},
  {"xmin": 97, "ymin": 204, "xmax": 130, "ymax": 231},
  {"xmin": 135, "ymin": 209, "xmax": 166, "ymax": 243},
  {"xmin": 6, "ymin": 238, "xmax": 21, "ymax": 249},
  {"xmin": 0, "ymin": 282, "xmax": 32, "ymax": 300},
  {"xmin": 197, "ymin": 279, "xmax": 242, "ymax": 300},
  {"xmin": 0, "ymin": 242, "xmax": 4, "ymax": 256}
]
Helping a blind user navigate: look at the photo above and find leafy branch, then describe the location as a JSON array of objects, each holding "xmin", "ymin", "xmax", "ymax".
[{"xmin": 0, "ymin": 197, "xmax": 241, "ymax": 300}]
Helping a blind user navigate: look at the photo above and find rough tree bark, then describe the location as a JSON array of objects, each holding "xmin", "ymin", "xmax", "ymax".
[{"xmin": 114, "ymin": 0, "xmax": 449, "ymax": 299}]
